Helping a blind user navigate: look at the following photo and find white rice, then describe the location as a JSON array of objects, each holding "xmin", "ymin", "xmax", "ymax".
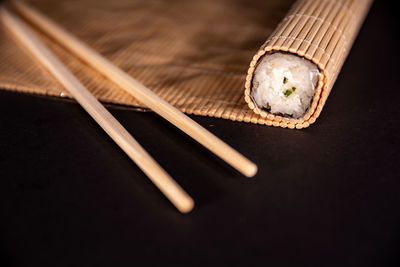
[{"xmin": 251, "ymin": 53, "xmax": 319, "ymax": 118}]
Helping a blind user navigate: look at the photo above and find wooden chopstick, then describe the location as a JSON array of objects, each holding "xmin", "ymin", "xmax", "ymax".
[
  {"xmin": 0, "ymin": 7, "xmax": 194, "ymax": 213},
  {"xmin": 11, "ymin": 0, "xmax": 258, "ymax": 178}
]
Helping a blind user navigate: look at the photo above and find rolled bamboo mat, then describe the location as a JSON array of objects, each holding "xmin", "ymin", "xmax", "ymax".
[
  {"xmin": 245, "ymin": 0, "xmax": 373, "ymax": 129},
  {"xmin": 0, "ymin": 0, "xmax": 371, "ymax": 128}
]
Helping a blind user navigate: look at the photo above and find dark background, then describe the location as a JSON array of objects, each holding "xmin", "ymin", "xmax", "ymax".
[{"xmin": 1, "ymin": 1, "xmax": 399, "ymax": 266}]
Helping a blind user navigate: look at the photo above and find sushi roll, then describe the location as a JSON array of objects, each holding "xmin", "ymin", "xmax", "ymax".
[
  {"xmin": 251, "ymin": 53, "xmax": 319, "ymax": 119},
  {"xmin": 244, "ymin": 0, "xmax": 373, "ymax": 129}
]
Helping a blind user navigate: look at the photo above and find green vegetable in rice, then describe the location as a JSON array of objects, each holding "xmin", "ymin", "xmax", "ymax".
[{"xmin": 284, "ymin": 87, "xmax": 296, "ymax": 97}]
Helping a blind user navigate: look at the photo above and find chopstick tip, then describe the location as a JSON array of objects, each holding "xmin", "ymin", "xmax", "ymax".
[
  {"xmin": 177, "ymin": 197, "xmax": 195, "ymax": 214},
  {"xmin": 244, "ymin": 162, "xmax": 258, "ymax": 178}
]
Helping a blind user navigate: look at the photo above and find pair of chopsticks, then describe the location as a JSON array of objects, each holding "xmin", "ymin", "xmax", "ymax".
[{"xmin": 1, "ymin": 1, "xmax": 257, "ymax": 213}]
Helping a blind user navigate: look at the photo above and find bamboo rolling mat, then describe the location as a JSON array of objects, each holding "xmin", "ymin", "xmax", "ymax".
[
  {"xmin": 0, "ymin": 0, "xmax": 371, "ymax": 128},
  {"xmin": 245, "ymin": 0, "xmax": 373, "ymax": 128}
]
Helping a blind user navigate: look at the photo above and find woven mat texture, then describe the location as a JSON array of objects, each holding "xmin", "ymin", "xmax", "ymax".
[
  {"xmin": 0, "ymin": 0, "xmax": 293, "ymax": 122},
  {"xmin": 0, "ymin": 0, "xmax": 370, "ymax": 127}
]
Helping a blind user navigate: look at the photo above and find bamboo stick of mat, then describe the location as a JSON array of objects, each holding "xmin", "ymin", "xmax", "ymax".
[
  {"xmin": 10, "ymin": 0, "xmax": 258, "ymax": 178},
  {"xmin": 0, "ymin": 7, "xmax": 194, "ymax": 213}
]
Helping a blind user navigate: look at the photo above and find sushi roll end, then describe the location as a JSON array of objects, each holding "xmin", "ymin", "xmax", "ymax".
[{"xmin": 251, "ymin": 53, "xmax": 319, "ymax": 118}]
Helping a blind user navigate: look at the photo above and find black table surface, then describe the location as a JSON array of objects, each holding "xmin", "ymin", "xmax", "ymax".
[{"xmin": 1, "ymin": 1, "xmax": 399, "ymax": 266}]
